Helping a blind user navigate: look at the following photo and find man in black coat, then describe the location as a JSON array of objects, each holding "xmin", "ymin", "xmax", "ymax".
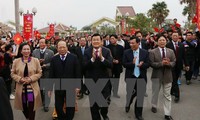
[
  {"xmin": 83, "ymin": 33, "xmax": 113, "ymax": 120},
  {"xmin": 49, "ymin": 40, "xmax": 81, "ymax": 120},
  {"xmin": 166, "ymin": 32, "xmax": 188, "ymax": 102},
  {"xmin": 107, "ymin": 34, "xmax": 124, "ymax": 98},
  {"xmin": 0, "ymin": 77, "xmax": 13, "ymax": 120},
  {"xmin": 123, "ymin": 36, "xmax": 149, "ymax": 120},
  {"xmin": 75, "ymin": 37, "xmax": 88, "ymax": 98}
]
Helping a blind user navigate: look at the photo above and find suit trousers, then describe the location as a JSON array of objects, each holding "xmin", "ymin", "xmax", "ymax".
[
  {"xmin": 126, "ymin": 77, "xmax": 146, "ymax": 117},
  {"xmin": 55, "ymin": 90, "xmax": 75, "ymax": 120},
  {"xmin": 171, "ymin": 68, "xmax": 181, "ymax": 98},
  {"xmin": 151, "ymin": 78, "xmax": 172, "ymax": 116}
]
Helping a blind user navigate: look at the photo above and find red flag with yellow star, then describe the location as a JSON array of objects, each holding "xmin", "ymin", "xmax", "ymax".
[{"xmin": 13, "ymin": 33, "xmax": 23, "ymax": 45}]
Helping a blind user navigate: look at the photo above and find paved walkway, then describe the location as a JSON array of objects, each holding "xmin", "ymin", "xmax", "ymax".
[{"xmin": 12, "ymin": 68, "xmax": 200, "ymax": 120}]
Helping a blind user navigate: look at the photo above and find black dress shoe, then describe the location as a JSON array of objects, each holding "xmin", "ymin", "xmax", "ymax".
[
  {"xmin": 43, "ymin": 107, "xmax": 49, "ymax": 112},
  {"xmin": 136, "ymin": 116, "xmax": 144, "ymax": 120},
  {"xmin": 165, "ymin": 115, "xmax": 173, "ymax": 120},
  {"xmin": 125, "ymin": 106, "xmax": 130, "ymax": 113},
  {"xmin": 103, "ymin": 116, "xmax": 109, "ymax": 120},
  {"xmin": 151, "ymin": 107, "xmax": 157, "ymax": 113},
  {"xmin": 174, "ymin": 97, "xmax": 179, "ymax": 103},
  {"xmin": 186, "ymin": 80, "xmax": 191, "ymax": 85}
]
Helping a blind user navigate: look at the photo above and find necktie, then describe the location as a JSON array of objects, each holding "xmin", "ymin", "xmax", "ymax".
[
  {"xmin": 133, "ymin": 51, "xmax": 140, "ymax": 77},
  {"xmin": 162, "ymin": 48, "xmax": 165, "ymax": 59},
  {"xmin": 175, "ymin": 42, "xmax": 179, "ymax": 57},
  {"xmin": 61, "ymin": 55, "xmax": 65, "ymax": 61},
  {"xmin": 81, "ymin": 47, "xmax": 84, "ymax": 55},
  {"xmin": 95, "ymin": 49, "xmax": 98, "ymax": 58}
]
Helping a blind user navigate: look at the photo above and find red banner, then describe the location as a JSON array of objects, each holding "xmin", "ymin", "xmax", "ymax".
[
  {"xmin": 49, "ymin": 24, "xmax": 55, "ymax": 37},
  {"xmin": 23, "ymin": 14, "xmax": 33, "ymax": 41},
  {"xmin": 197, "ymin": 0, "xmax": 200, "ymax": 30}
]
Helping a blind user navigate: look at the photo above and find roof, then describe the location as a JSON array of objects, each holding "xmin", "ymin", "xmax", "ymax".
[
  {"xmin": 90, "ymin": 17, "xmax": 119, "ymax": 28},
  {"xmin": 0, "ymin": 22, "xmax": 14, "ymax": 32},
  {"xmin": 117, "ymin": 6, "xmax": 136, "ymax": 17},
  {"xmin": 38, "ymin": 23, "xmax": 71, "ymax": 33}
]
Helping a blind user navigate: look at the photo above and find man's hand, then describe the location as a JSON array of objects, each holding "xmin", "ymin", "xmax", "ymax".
[
  {"xmin": 185, "ymin": 66, "xmax": 190, "ymax": 71},
  {"xmin": 137, "ymin": 61, "xmax": 144, "ymax": 67},
  {"xmin": 132, "ymin": 57, "xmax": 137, "ymax": 64},
  {"xmin": 113, "ymin": 59, "xmax": 119, "ymax": 64}
]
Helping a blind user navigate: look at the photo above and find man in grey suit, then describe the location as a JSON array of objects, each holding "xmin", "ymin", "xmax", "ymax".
[
  {"xmin": 149, "ymin": 35, "xmax": 176, "ymax": 120},
  {"xmin": 32, "ymin": 38, "xmax": 54, "ymax": 112}
]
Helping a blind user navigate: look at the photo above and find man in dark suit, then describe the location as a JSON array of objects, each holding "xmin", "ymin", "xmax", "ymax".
[
  {"xmin": 32, "ymin": 38, "xmax": 54, "ymax": 112},
  {"xmin": 107, "ymin": 34, "xmax": 124, "ymax": 98},
  {"xmin": 103, "ymin": 34, "xmax": 110, "ymax": 47},
  {"xmin": 67, "ymin": 39, "xmax": 76, "ymax": 54},
  {"xmin": 0, "ymin": 77, "xmax": 13, "ymax": 120},
  {"xmin": 86, "ymin": 35, "xmax": 92, "ymax": 47},
  {"xmin": 166, "ymin": 32, "xmax": 188, "ymax": 103},
  {"xmin": 149, "ymin": 35, "xmax": 176, "ymax": 120},
  {"xmin": 75, "ymin": 37, "xmax": 88, "ymax": 99},
  {"xmin": 182, "ymin": 32, "xmax": 198, "ymax": 85},
  {"xmin": 135, "ymin": 31, "xmax": 149, "ymax": 50},
  {"xmin": 83, "ymin": 33, "xmax": 113, "ymax": 120},
  {"xmin": 49, "ymin": 40, "xmax": 81, "ymax": 120},
  {"xmin": 123, "ymin": 36, "xmax": 149, "ymax": 120}
]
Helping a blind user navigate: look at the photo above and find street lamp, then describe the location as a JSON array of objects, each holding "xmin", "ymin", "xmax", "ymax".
[{"xmin": 19, "ymin": 7, "xmax": 37, "ymax": 41}]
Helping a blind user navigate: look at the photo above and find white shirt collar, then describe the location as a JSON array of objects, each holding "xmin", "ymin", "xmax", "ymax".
[{"xmin": 40, "ymin": 47, "xmax": 47, "ymax": 53}]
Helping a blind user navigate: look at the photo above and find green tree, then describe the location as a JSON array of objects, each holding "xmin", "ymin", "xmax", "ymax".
[
  {"xmin": 182, "ymin": 6, "xmax": 193, "ymax": 22},
  {"xmin": 128, "ymin": 13, "xmax": 156, "ymax": 33},
  {"xmin": 180, "ymin": 0, "xmax": 196, "ymax": 21},
  {"xmin": 147, "ymin": 1, "xmax": 169, "ymax": 28}
]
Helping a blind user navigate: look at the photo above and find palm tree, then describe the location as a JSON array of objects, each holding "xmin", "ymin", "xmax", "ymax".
[
  {"xmin": 180, "ymin": 0, "xmax": 196, "ymax": 21},
  {"xmin": 182, "ymin": 6, "xmax": 192, "ymax": 21},
  {"xmin": 14, "ymin": 0, "xmax": 20, "ymax": 32},
  {"xmin": 147, "ymin": 1, "xmax": 169, "ymax": 28}
]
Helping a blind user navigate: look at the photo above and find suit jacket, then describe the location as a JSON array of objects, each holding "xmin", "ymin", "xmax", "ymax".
[
  {"xmin": 11, "ymin": 57, "xmax": 42, "ymax": 110},
  {"xmin": 0, "ymin": 77, "xmax": 13, "ymax": 120},
  {"xmin": 68, "ymin": 44, "xmax": 76, "ymax": 54},
  {"xmin": 166, "ymin": 41, "xmax": 188, "ymax": 70},
  {"xmin": 107, "ymin": 44, "xmax": 124, "ymax": 74},
  {"xmin": 32, "ymin": 48, "xmax": 54, "ymax": 78},
  {"xmin": 75, "ymin": 46, "xmax": 88, "ymax": 75},
  {"xmin": 123, "ymin": 48, "xmax": 149, "ymax": 80},
  {"xmin": 49, "ymin": 53, "xmax": 81, "ymax": 79},
  {"xmin": 140, "ymin": 39, "xmax": 149, "ymax": 50},
  {"xmin": 149, "ymin": 47, "xmax": 176, "ymax": 83},
  {"xmin": 83, "ymin": 46, "xmax": 113, "ymax": 80},
  {"xmin": 103, "ymin": 40, "xmax": 110, "ymax": 47},
  {"xmin": 83, "ymin": 46, "xmax": 113, "ymax": 98}
]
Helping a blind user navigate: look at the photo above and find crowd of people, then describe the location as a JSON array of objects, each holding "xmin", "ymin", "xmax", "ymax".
[{"xmin": 0, "ymin": 28, "xmax": 200, "ymax": 120}]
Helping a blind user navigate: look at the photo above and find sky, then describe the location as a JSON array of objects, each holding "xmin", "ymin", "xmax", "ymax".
[{"xmin": 0, "ymin": 0, "xmax": 187, "ymax": 30}]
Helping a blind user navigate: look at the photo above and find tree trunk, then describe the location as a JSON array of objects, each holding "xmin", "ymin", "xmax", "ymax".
[{"xmin": 15, "ymin": 0, "xmax": 20, "ymax": 33}]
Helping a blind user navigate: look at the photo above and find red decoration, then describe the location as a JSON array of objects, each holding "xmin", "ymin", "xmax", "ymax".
[
  {"xmin": 49, "ymin": 24, "xmax": 55, "ymax": 37},
  {"xmin": 159, "ymin": 28, "xmax": 164, "ymax": 33},
  {"xmin": 175, "ymin": 23, "xmax": 181, "ymax": 28},
  {"xmin": 197, "ymin": 0, "xmax": 200, "ymax": 30},
  {"xmin": 13, "ymin": 33, "xmax": 23, "ymax": 45},
  {"xmin": 154, "ymin": 27, "xmax": 159, "ymax": 32},
  {"xmin": 23, "ymin": 14, "xmax": 33, "ymax": 41},
  {"xmin": 192, "ymin": 16, "xmax": 198, "ymax": 23},
  {"xmin": 130, "ymin": 28, "xmax": 135, "ymax": 35},
  {"xmin": 34, "ymin": 30, "xmax": 41, "ymax": 39}
]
